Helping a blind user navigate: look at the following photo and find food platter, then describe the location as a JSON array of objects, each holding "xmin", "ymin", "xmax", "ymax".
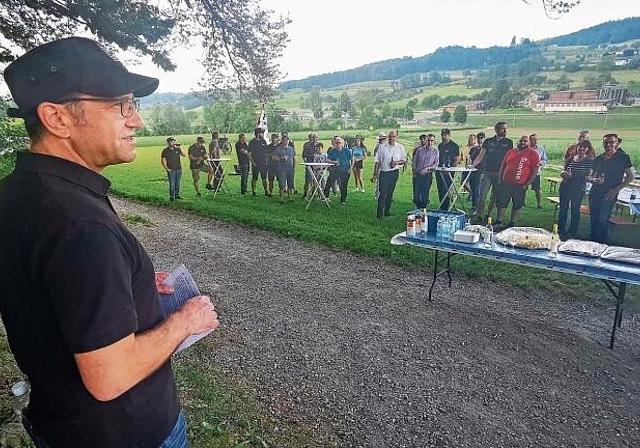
[
  {"xmin": 600, "ymin": 246, "xmax": 640, "ymax": 266},
  {"xmin": 558, "ymin": 239, "xmax": 608, "ymax": 258},
  {"xmin": 494, "ymin": 227, "xmax": 552, "ymax": 250}
]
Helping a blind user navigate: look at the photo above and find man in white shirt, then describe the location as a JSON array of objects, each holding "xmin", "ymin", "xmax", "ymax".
[{"xmin": 371, "ymin": 130, "xmax": 407, "ymax": 218}]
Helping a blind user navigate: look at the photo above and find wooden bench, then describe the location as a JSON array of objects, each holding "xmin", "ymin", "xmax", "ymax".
[
  {"xmin": 545, "ymin": 177, "xmax": 563, "ymax": 194},
  {"xmin": 546, "ymin": 196, "xmax": 634, "ymax": 225}
]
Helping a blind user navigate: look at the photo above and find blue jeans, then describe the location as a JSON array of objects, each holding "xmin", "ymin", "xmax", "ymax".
[
  {"xmin": 589, "ymin": 193, "xmax": 616, "ymax": 243},
  {"xmin": 168, "ymin": 169, "xmax": 182, "ymax": 199},
  {"xmin": 239, "ymin": 163, "xmax": 250, "ymax": 194},
  {"xmin": 558, "ymin": 185, "xmax": 585, "ymax": 236},
  {"xmin": 23, "ymin": 412, "xmax": 188, "ymax": 448}
]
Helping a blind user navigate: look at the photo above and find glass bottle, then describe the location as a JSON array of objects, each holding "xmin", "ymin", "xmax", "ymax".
[
  {"xmin": 548, "ymin": 223, "xmax": 560, "ymax": 258},
  {"xmin": 484, "ymin": 217, "xmax": 493, "ymax": 248}
]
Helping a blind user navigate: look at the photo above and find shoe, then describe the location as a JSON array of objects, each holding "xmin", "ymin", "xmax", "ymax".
[
  {"xmin": 280, "ymin": 200, "xmax": 285, "ymax": 204},
  {"xmin": 341, "ymin": 201, "xmax": 346, "ymax": 205},
  {"xmin": 384, "ymin": 212, "xmax": 391, "ymax": 217},
  {"xmin": 196, "ymin": 192, "xmax": 201, "ymax": 196},
  {"xmin": 175, "ymin": 196, "xmax": 182, "ymax": 200},
  {"xmin": 241, "ymin": 191, "xmax": 246, "ymax": 195},
  {"xmin": 361, "ymin": 189, "xmax": 365, "ymax": 193},
  {"xmin": 252, "ymin": 192, "xmax": 257, "ymax": 197},
  {"xmin": 537, "ymin": 205, "xmax": 543, "ymax": 210},
  {"xmin": 205, "ymin": 184, "xmax": 213, "ymax": 190},
  {"xmin": 170, "ymin": 197, "xmax": 174, "ymax": 201}
]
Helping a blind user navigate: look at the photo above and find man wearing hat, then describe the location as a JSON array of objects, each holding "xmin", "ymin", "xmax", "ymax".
[
  {"xmin": 436, "ymin": 128, "xmax": 461, "ymax": 210},
  {"xmin": 0, "ymin": 37, "xmax": 218, "ymax": 447},
  {"xmin": 248, "ymin": 127, "xmax": 269, "ymax": 196},
  {"xmin": 161, "ymin": 137, "xmax": 186, "ymax": 201},
  {"xmin": 188, "ymin": 135, "xmax": 215, "ymax": 196}
]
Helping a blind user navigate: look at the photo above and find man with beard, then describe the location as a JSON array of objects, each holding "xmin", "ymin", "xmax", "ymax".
[
  {"xmin": 412, "ymin": 134, "xmax": 439, "ymax": 209},
  {"xmin": 436, "ymin": 128, "xmax": 460, "ymax": 210},
  {"xmin": 248, "ymin": 127, "xmax": 269, "ymax": 196},
  {"xmin": 495, "ymin": 135, "xmax": 540, "ymax": 228},
  {"xmin": 472, "ymin": 121, "xmax": 514, "ymax": 223}
]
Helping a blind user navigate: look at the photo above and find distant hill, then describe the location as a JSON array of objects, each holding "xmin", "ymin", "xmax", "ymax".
[
  {"xmin": 280, "ymin": 16, "xmax": 640, "ymax": 91},
  {"xmin": 541, "ymin": 17, "xmax": 640, "ymax": 47}
]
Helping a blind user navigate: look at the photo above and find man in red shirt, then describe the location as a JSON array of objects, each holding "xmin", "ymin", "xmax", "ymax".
[{"xmin": 495, "ymin": 135, "xmax": 540, "ymax": 228}]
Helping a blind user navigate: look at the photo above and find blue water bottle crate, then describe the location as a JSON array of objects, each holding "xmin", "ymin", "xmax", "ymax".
[{"xmin": 407, "ymin": 209, "xmax": 466, "ymax": 234}]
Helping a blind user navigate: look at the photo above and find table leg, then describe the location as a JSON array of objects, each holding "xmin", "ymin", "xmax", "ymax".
[
  {"xmin": 427, "ymin": 249, "xmax": 453, "ymax": 302},
  {"xmin": 305, "ymin": 166, "xmax": 330, "ymax": 210},
  {"xmin": 603, "ymin": 280, "xmax": 626, "ymax": 349}
]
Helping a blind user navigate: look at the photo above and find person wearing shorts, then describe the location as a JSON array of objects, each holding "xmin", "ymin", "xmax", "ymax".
[
  {"xmin": 188, "ymin": 136, "xmax": 214, "ymax": 196},
  {"xmin": 248, "ymin": 127, "xmax": 268, "ymax": 196},
  {"xmin": 266, "ymin": 133, "xmax": 280, "ymax": 196},
  {"xmin": 495, "ymin": 135, "xmax": 540, "ymax": 228},
  {"xmin": 350, "ymin": 136, "xmax": 367, "ymax": 192}
]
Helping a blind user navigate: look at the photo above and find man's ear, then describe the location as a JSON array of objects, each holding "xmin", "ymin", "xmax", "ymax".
[{"xmin": 37, "ymin": 102, "xmax": 74, "ymax": 139}]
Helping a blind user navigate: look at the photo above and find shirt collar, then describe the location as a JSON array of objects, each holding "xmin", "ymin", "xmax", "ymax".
[{"xmin": 15, "ymin": 151, "xmax": 112, "ymax": 196}]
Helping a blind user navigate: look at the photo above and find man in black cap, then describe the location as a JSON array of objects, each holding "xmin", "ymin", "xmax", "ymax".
[
  {"xmin": 161, "ymin": 137, "xmax": 186, "ymax": 201},
  {"xmin": 436, "ymin": 128, "xmax": 461, "ymax": 210},
  {"xmin": 248, "ymin": 127, "xmax": 269, "ymax": 196},
  {"xmin": 0, "ymin": 37, "xmax": 218, "ymax": 447},
  {"xmin": 188, "ymin": 135, "xmax": 215, "ymax": 196}
]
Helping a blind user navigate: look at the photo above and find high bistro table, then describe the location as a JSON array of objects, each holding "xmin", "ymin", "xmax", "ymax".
[
  {"xmin": 301, "ymin": 162, "xmax": 332, "ymax": 210},
  {"xmin": 391, "ymin": 231, "xmax": 640, "ymax": 349},
  {"xmin": 208, "ymin": 158, "xmax": 231, "ymax": 198},
  {"xmin": 435, "ymin": 166, "xmax": 477, "ymax": 213}
]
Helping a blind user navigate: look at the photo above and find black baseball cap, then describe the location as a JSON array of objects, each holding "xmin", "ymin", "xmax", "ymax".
[
  {"xmin": 4, "ymin": 37, "xmax": 159, "ymax": 118},
  {"xmin": 254, "ymin": 128, "xmax": 264, "ymax": 135},
  {"xmin": 197, "ymin": 136, "xmax": 205, "ymax": 143},
  {"xmin": 167, "ymin": 137, "xmax": 176, "ymax": 143},
  {"xmin": 441, "ymin": 128, "xmax": 451, "ymax": 135}
]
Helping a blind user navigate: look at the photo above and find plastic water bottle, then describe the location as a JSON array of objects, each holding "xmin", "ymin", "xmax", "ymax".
[
  {"xmin": 11, "ymin": 381, "xmax": 30, "ymax": 418},
  {"xmin": 436, "ymin": 217, "xmax": 443, "ymax": 239}
]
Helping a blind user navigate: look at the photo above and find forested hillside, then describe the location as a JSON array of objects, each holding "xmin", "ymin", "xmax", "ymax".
[
  {"xmin": 280, "ymin": 16, "xmax": 640, "ymax": 91},
  {"xmin": 542, "ymin": 17, "xmax": 640, "ymax": 46}
]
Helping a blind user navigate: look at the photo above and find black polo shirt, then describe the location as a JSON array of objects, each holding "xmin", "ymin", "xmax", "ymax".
[
  {"xmin": 248, "ymin": 137, "xmax": 268, "ymax": 166},
  {"xmin": 482, "ymin": 136, "xmax": 514, "ymax": 173},
  {"xmin": 0, "ymin": 152, "xmax": 179, "ymax": 447},
  {"xmin": 161, "ymin": 145, "xmax": 182, "ymax": 170},
  {"xmin": 188, "ymin": 143, "xmax": 207, "ymax": 169},
  {"xmin": 437, "ymin": 140, "xmax": 460, "ymax": 167},
  {"xmin": 235, "ymin": 140, "xmax": 250, "ymax": 165},
  {"xmin": 590, "ymin": 150, "xmax": 632, "ymax": 199}
]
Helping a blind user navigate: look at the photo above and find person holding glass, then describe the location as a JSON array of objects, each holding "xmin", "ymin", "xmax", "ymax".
[
  {"xmin": 586, "ymin": 133, "xmax": 634, "ymax": 243},
  {"xmin": 557, "ymin": 140, "xmax": 595, "ymax": 239}
]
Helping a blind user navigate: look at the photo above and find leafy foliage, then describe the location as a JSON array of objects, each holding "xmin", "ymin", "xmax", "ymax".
[{"xmin": 0, "ymin": 0, "xmax": 290, "ymax": 101}]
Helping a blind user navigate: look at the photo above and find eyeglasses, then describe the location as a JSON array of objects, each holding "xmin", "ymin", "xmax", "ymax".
[
  {"xmin": 427, "ymin": 139, "xmax": 436, "ymax": 142},
  {"xmin": 60, "ymin": 96, "xmax": 139, "ymax": 117},
  {"xmin": 603, "ymin": 140, "xmax": 617, "ymax": 145}
]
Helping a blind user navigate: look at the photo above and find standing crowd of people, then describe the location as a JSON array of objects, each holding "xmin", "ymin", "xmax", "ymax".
[{"xmin": 161, "ymin": 122, "xmax": 635, "ymax": 244}]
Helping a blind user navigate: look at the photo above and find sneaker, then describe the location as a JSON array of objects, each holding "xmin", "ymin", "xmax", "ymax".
[
  {"xmin": 175, "ymin": 196, "xmax": 183, "ymax": 200},
  {"xmin": 205, "ymin": 184, "xmax": 213, "ymax": 190},
  {"xmin": 196, "ymin": 192, "xmax": 201, "ymax": 197},
  {"xmin": 361, "ymin": 189, "xmax": 366, "ymax": 193},
  {"xmin": 252, "ymin": 192, "xmax": 257, "ymax": 197}
]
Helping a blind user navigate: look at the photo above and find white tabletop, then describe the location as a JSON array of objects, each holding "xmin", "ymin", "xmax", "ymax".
[
  {"xmin": 209, "ymin": 158, "xmax": 231, "ymax": 162},
  {"xmin": 436, "ymin": 166, "xmax": 477, "ymax": 172},
  {"xmin": 301, "ymin": 162, "xmax": 333, "ymax": 167}
]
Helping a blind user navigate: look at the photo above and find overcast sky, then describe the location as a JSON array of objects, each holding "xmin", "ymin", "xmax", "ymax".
[{"xmin": 143, "ymin": 0, "xmax": 640, "ymax": 93}]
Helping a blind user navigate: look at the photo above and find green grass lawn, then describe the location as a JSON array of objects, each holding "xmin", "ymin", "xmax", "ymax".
[{"xmin": 108, "ymin": 130, "xmax": 640, "ymax": 299}]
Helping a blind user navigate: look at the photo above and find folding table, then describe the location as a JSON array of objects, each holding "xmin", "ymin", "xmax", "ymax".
[
  {"xmin": 435, "ymin": 166, "xmax": 477, "ymax": 212},
  {"xmin": 302, "ymin": 162, "xmax": 332, "ymax": 210},
  {"xmin": 208, "ymin": 158, "xmax": 231, "ymax": 198}
]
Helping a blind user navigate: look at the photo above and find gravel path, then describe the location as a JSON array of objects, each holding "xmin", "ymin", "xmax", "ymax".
[{"xmin": 114, "ymin": 197, "xmax": 640, "ymax": 448}]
